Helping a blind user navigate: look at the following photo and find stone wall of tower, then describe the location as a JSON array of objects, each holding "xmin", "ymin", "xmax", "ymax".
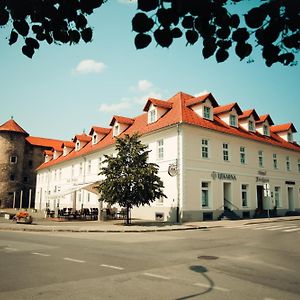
[{"xmin": 0, "ymin": 131, "xmax": 27, "ymax": 208}]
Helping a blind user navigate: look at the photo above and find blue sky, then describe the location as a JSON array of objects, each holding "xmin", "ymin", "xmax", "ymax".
[{"xmin": 1, "ymin": 0, "xmax": 299, "ymax": 142}]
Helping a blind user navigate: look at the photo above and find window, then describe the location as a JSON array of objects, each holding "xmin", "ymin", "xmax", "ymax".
[
  {"xmin": 157, "ymin": 139, "xmax": 164, "ymax": 160},
  {"xmin": 223, "ymin": 143, "xmax": 229, "ymax": 161},
  {"xmin": 87, "ymin": 160, "xmax": 92, "ymax": 174},
  {"xmin": 248, "ymin": 120, "xmax": 254, "ymax": 132},
  {"xmin": 203, "ymin": 106, "xmax": 211, "ymax": 119},
  {"xmin": 258, "ymin": 150, "xmax": 264, "ymax": 167},
  {"xmin": 201, "ymin": 139, "xmax": 209, "ymax": 158},
  {"xmin": 149, "ymin": 109, "xmax": 156, "ymax": 123},
  {"xmin": 93, "ymin": 134, "xmax": 97, "ymax": 144},
  {"xmin": 286, "ymin": 156, "xmax": 290, "ymax": 171},
  {"xmin": 229, "ymin": 115, "xmax": 237, "ymax": 127},
  {"xmin": 10, "ymin": 156, "xmax": 17, "ymax": 164},
  {"xmin": 28, "ymin": 160, "xmax": 33, "ymax": 167},
  {"xmin": 273, "ymin": 154, "xmax": 278, "ymax": 169},
  {"xmin": 75, "ymin": 141, "xmax": 80, "ymax": 151},
  {"xmin": 274, "ymin": 186, "xmax": 280, "ymax": 207},
  {"xmin": 79, "ymin": 162, "xmax": 83, "ymax": 175},
  {"xmin": 263, "ymin": 125, "xmax": 269, "ymax": 136},
  {"xmin": 23, "ymin": 177, "xmax": 28, "ymax": 183},
  {"xmin": 298, "ymin": 159, "xmax": 300, "ymax": 173},
  {"xmin": 287, "ymin": 132, "xmax": 293, "ymax": 142},
  {"xmin": 10, "ymin": 174, "xmax": 15, "ymax": 181},
  {"xmin": 241, "ymin": 184, "xmax": 248, "ymax": 207},
  {"xmin": 240, "ymin": 146, "xmax": 246, "ymax": 164},
  {"xmin": 114, "ymin": 125, "xmax": 119, "ymax": 136},
  {"xmin": 201, "ymin": 182, "xmax": 209, "ymax": 207}
]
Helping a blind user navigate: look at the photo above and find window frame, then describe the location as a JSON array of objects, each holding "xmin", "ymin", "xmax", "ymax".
[
  {"xmin": 149, "ymin": 109, "xmax": 156, "ymax": 123},
  {"xmin": 10, "ymin": 156, "xmax": 18, "ymax": 164},
  {"xmin": 240, "ymin": 146, "xmax": 246, "ymax": 164},
  {"xmin": 263, "ymin": 124, "xmax": 269, "ymax": 136},
  {"xmin": 157, "ymin": 139, "xmax": 164, "ymax": 161},
  {"xmin": 248, "ymin": 120, "xmax": 254, "ymax": 132},
  {"xmin": 241, "ymin": 184, "xmax": 248, "ymax": 207},
  {"xmin": 286, "ymin": 156, "xmax": 291, "ymax": 171},
  {"xmin": 201, "ymin": 139, "xmax": 209, "ymax": 159},
  {"xmin": 203, "ymin": 106, "xmax": 211, "ymax": 119},
  {"xmin": 274, "ymin": 186, "xmax": 281, "ymax": 208},
  {"xmin": 273, "ymin": 153, "xmax": 278, "ymax": 169},
  {"xmin": 223, "ymin": 143, "xmax": 229, "ymax": 162},
  {"xmin": 201, "ymin": 181, "xmax": 210, "ymax": 208},
  {"xmin": 258, "ymin": 150, "xmax": 264, "ymax": 168}
]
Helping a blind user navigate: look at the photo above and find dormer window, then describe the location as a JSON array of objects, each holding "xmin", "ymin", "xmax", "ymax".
[
  {"xmin": 263, "ymin": 125, "xmax": 269, "ymax": 136},
  {"xmin": 287, "ymin": 132, "xmax": 293, "ymax": 142},
  {"xmin": 229, "ymin": 115, "xmax": 237, "ymax": 127},
  {"xmin": 75, "ymin": 141, "xmax": 80, "ymax": 151},
  {"xmin": 203, "ymin": 106, "xmax": 211, "ymax": 119},
  {"xmin": 114, "ymin": 124, "xmax": 120, "ymax": 136},
  {"xmin": 149, "ymin": 109, "xmax": 156, "ymax": 123},
  {"xmin": 249, "ymin": 120, "xmax": 255, "ymax": 132}
]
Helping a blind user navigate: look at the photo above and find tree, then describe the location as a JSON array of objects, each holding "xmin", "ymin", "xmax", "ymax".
[
  {"xmin": 1, "ymin": 0, "xmax": 299, "ymax": 66},
  {"xmin": 98, "ymin": 133, "xmax": 165, "ymax": 225}
]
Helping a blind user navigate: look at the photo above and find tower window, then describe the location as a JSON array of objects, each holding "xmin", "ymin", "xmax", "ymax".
[{"xmin": 10, "ymin": 156, "xmax": 17, "ymax": 164}]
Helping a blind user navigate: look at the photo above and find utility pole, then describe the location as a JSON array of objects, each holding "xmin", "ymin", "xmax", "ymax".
[
  {"xmin": 13, "ymin": 191, "xmax": 16, "ymax": 209},
  {"xmin": 28, "ymin": 189, "xmax": 32, "ymax": 210},
  {"xmin": 20, "ymin": 190, "xmax": 23, "ymax": 210}
]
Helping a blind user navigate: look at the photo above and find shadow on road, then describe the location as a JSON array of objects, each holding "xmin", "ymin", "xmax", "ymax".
[{"xmin": 175, "ymin": 265, "xmax": 214, "ymax": 300}]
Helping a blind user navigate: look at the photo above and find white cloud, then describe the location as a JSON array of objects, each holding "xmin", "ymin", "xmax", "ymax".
[
  {"xmin": 99, "ymin": 101, "xmax": 130, "ymax": 113},
  {"xmin": 194, "ymin": 90, "xmax": 210, "ymax": 97},
  {"xmin": 131, "ymin": 79, "xmax": 154, "ymax": 92},
  {"xmin": 74, "ymin": 59, "xmax": 106, "ymax": 75},
  {"xmin": 133, "ymin": 91, "xmax": 163, "ymax": 104}
]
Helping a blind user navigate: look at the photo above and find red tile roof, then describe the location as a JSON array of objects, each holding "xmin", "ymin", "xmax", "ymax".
[
  {"xmin": 143, "ymin": 98, "xmax": 173, "ymax": 111},
  {"xmin": 89, "ymin": 126, "xmax": 111, "ymax": 135},
  {"xmin": 37, "ymin": 91, "xmax": 300, "ymax": 170},
  {"xmin": 26, "ymin": 136, "xmax": 65, "ymax": 149},
  {"xmin": 63, "ymin": 141, "xmax": 75, "ymax": 148},
  {"xmin": 185, "ymin": 93, "xmax": 219, "ymax": 108},
  {"xmin": 73, "ymin": 134, "xmax": 92, "ymax": 143},
  {"xmin": 110, "ymin": 115, "xmax": 135, "ymax": 126},
  {"xmin": 213, "ymin": 102, "xmax": 243, "ymax": 115},
  {"xmin": 239, "ymin": 109, "xmax": 260, "ymax": 121},
  {"xmin": 44, "ymin": 150, "xmax": 53, "ymax": 156},
  {"xmin": 256, "ymin": 114, "xmax": 274, "ymax": 125},
  {"xmin": 271, "ymin": 123, "xmax": 297, "ymax": 133},
  {"xmin": 0, "ymin": 119, "xmax": 29, "ymax": 135}
]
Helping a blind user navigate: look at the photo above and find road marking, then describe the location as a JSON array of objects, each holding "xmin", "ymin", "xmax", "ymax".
[
  {"xmin": 100, "ymin": 264, "xmax": 124, "ymax": 270},
  {"xmin": 63, "ymin": 257, "xmax": 85, "ymax": 263},
  {"xmin": 254, "ymin": 225, "xmax": 282, "ymax": 230},
  {"xmin": 32, "ymin": 252, "xmax": 50, "ymax": 257},
  {"xmin": 194, "ymin": 283, "xmax": 230, "ymax": 292},
  {"xmin": 283, "ymin": 227, "xmax": 300, "ymax": 232},
  {"xmin": 267, "ymin": 226, "xmax": 298, "ymax": 231},
  {"xmin": 4, "ymin": 247, "xmax": 18, "ymax": 251},
  {"xmin": 142, "ymin": 273, "xmax": 171, "ymax": 280}
]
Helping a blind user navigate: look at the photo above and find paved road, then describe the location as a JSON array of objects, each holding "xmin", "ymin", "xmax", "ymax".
[{"xmin": 0, "ymin": 220, "xmax": 299, "ymax": 300}]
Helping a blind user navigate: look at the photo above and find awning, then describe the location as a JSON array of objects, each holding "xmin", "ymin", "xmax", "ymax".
[{"xmin": 48, "ymin": 181, "xmax": 101, "ymax": 199}]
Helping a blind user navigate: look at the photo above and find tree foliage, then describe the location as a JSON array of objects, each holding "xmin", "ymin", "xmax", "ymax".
[
  {"xmin": 98, "ymin": 133, "xmax": 165, "ymax": 225},
  {"xmin": 1, "ymin": 0, "xmax": 299, "ymax": 66}
]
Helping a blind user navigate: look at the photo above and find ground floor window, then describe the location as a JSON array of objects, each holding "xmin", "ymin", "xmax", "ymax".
[
  {"xmin": 241, "ymin": 184, "xmax": 248, "ymax": 207},
  {"xmin": 274, "ymin": 186, "xmax": 280, "ymax": 207},
  {"xmin": 201, "ymin": 182, "xmax": 210, "ymax": 208}
]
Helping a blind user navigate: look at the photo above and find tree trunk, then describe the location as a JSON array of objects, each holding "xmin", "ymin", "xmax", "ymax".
[{"xmin": 125, "ymin": 205, "xmax": 131, "ymax": 225}]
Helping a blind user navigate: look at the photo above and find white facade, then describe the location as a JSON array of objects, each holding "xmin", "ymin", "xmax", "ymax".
[{"xmin": 35, "ymin": 92, "xmax": 300, "ymax": 222}]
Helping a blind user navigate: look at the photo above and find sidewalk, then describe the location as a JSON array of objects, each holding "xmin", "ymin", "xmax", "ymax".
[{"xmin": 0, "ymin": 212, "xmax": 299, "ymax": 233}]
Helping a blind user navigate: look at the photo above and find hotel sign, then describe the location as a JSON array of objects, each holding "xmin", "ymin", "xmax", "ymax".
[
  {"xmin": 256, "ymin": 176, "xmax": 269, "ymax": 183},
  {"xmin": 211, "ymin": 171, "xmax": 237, "ymax": 180}
]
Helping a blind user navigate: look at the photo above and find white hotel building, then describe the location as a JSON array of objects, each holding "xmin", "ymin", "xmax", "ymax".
[{"xmin": 35, "ymin": 92, "xmax": 300, "ymax": 221}]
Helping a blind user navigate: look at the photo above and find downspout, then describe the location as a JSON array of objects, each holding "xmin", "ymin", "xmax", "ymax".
[{"xmin": 177, "ymin": 123, "xmax": 181, "ymax": 223}]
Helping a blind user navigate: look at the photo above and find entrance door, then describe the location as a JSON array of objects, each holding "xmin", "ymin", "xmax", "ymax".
[
  {"xmin": 256, "ymin": 185, "xmax": 264, "ymax": 211},
  {"xmin": 288, "ymin": 187, "xmax": 295, "ymax": 211},
  {"xmin": 223, "ymin": 182, "xmax": 231, "ymax": 210}
]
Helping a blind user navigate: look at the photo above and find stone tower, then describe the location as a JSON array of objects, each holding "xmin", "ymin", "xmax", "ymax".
[
  {"xmin": 0, "ymin": 118, "xmax": 64, "ymax": 209},
  {"xmin": 0, "ymin": 118, "xmax": 29, "ymax": 208}
]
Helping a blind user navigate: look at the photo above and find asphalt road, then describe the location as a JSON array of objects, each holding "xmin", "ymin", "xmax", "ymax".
[{"xmin": 0, "ymin": 220, "xmax": 299, "ymax": 300}]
